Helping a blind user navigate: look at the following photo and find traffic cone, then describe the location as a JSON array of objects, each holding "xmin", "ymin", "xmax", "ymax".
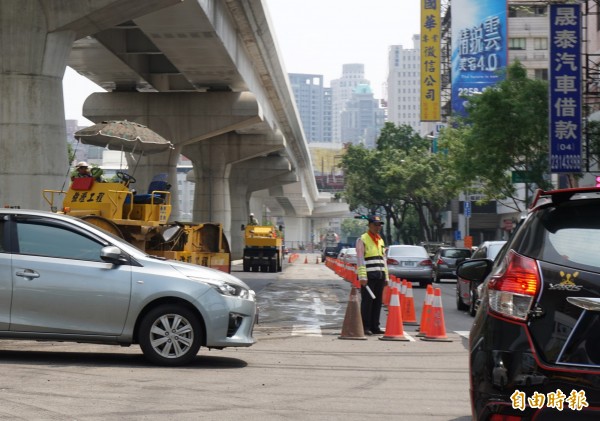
[
  {"xmin": 304, "ymin": 255, "xmax": 308, "ymax": 264},
  {"xmin": 420, "ymin": 288, "xmax": 452, "ymax": 342},
  {"xmin": 316, "ymin": 256, "xmax": 320, "ymax": 264},
  {"xmin": 339, "ymin": 288, "xmax": 367, "ymax": 340},
  {"xmin": 379, "ymin": 286, "xmax": 410, "ymax": 341},
  {"xmin": 416, "ymin": 284, "xmax": 434, "ymax": 337},
  {"xmin": 402, "ymin": 282, "xmax": 419, "ymax": 326},
  {"xmin": 400, "ymin": 279, "xmax": 408, "ymax": 310},
  {"xmin": 382, "ymin": 281, "xmax": 391, "ymax": 306}
]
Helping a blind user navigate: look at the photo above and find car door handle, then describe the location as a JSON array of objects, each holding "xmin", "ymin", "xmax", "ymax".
[{"xmin": 16, "ymin": 270, "xmax": 40, "ymax": 279}]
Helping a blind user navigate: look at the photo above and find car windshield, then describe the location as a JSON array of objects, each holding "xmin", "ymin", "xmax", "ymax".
[
  {"xmin": 441, "ymin": 249, "xmax": 471, "ymax": 258},
  {"xmin": 388, "ymin": 246, "xmax": 428, "ymax": 258}
]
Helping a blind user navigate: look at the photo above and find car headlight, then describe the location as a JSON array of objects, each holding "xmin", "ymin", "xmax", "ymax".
[{"xmin": 216, "ymin": 283, "xmax": 237, "ymax": 296}]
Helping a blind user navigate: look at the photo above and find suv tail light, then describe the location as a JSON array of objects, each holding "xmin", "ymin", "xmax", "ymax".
[
  {"xmin": 436, "ymin": 258, "xmax": 444, "ymax": 265},
  {"xmin": 487, "ymin": 250, "xmax": 540, "ymax": 321}
]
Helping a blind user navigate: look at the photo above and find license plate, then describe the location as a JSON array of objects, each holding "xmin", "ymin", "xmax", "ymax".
[{"xmin": 403, "ymin": 261, "xmax": 416, "ymax": 267}]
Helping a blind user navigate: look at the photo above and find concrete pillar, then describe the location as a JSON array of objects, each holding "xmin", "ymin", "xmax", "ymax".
[
  {"xmin": 0, "ymin": 0, "xmax": 179, "ymax": 209},
  {"xmin": 0, "ymin": 5, "xmax": 74, "ymax": 209},
  {"xmin": 183, "ymin": 131, "xmax": 285, "ymax": 245},
  {"xmin": 229, "ymin": 156, "xmax": 293, "ymax": 258}
]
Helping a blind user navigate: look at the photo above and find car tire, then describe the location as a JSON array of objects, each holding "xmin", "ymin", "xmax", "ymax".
[
  {"xmin": 139, "ymin": 304, "xmax": 202, "ymax": 366},
  {"xmin": 456, "ymin": 286, "xmax": 469, "ymax": 311}
]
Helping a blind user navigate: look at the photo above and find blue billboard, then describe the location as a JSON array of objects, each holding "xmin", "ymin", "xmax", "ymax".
[
  {"xmin": 549, "ymin": 4, "xmax": 582, "ymax": 173},
  {"xmin": 451, "ymin": 0, "xmax": 507, "ymax": 115}
]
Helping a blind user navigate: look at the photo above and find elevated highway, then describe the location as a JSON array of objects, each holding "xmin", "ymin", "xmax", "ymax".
[{"xmin": 0, "ymin": 0, "xmax": 349, "ymax": 256}]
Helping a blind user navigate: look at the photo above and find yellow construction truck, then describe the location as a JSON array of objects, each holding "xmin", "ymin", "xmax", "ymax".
[
  {"xmin": 242, "ymin": 225, "xmax": 283, "ymax": 272},
  {"xmin": 43, "ymin": 172, "xmax": 231, "ymax": 273}
]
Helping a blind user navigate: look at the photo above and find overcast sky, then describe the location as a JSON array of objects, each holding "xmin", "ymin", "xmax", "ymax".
[{"xmin": 63, "ymin": 0, "xmax": 422, "ymax": 124}]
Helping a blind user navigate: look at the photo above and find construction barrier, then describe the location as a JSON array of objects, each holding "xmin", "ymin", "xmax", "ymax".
[{"xmin": 420, "ymin": 287, "xmax": 452, "ymax": 342}]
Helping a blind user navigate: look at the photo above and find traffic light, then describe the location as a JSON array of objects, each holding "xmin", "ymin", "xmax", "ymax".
[{"xmin": 596, "ymin": 175, "xmax": 600, "ymax": 187}]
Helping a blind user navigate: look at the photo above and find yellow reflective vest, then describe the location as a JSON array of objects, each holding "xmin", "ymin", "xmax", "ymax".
[{"xmin": 357, "ymin": 232, "xmax": 388, "ymax": 281}]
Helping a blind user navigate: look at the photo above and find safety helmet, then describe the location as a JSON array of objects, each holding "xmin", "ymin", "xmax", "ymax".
[{"xmin": 75, "ymin": 161, "xmax": 89, "ymax": 168}]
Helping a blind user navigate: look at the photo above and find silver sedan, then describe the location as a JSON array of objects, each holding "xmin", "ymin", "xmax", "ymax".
[
  {"xmin": 0, "ymin": 209, "xmax": 257, "ymax": 366},
  {"xmin": 386, "ymin": 245, "xmax": 434, "ymax": 288}
]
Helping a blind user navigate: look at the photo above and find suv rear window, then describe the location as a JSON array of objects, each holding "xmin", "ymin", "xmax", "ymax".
[{"xmin": 517, "ymin": 200, "xmax": 600, "ymax": 272}]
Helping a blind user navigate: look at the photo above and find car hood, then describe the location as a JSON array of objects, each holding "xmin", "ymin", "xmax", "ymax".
[{"xmin": 166, "ymin": 259, "xmax": 250, "ymax": 290}]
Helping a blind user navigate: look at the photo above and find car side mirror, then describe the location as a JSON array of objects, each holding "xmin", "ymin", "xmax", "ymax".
[
  {"xmin": 100, "ymin": 246, "xmax": 128, "ymax": 265},
  {"xmin": 456, "ymin": 258, "xmax": 494, "ymax": 283}
]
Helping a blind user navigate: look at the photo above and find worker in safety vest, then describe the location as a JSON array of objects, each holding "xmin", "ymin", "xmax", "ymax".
[{"xmin": 355, "ymin": 215, "xmax": 389, "ymax": 335}]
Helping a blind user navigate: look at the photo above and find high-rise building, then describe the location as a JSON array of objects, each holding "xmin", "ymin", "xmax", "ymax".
[
  {"xmin": 340, "ymin": 84, "xmax": 386, "ymax": 148},
  {"xmin": 386, "ymin": 35, "xmax": 421, "ymax": 133},
  {"xmin": 288, "ymin": 73, "xmax": 331, "ymax": 143},
  {"xmin": 330, "ymin": 64, "xmax": 370, "ymax": 143}
]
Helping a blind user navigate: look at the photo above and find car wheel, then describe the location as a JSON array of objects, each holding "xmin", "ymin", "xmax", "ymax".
[
  {"xmin": 469, "ymin": 287, "xmax": 478, "ymax": 317},
  {"xmin": 456, "ymin": 286, "xmax": 469, "ymax": 311},
  {"xmin": 139, "ymin": 304, "xmax": 202, "ymax": 366}
]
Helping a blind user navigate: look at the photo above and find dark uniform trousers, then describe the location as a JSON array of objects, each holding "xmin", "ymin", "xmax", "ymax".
[{"xmin": 361, "ymin": 270, "xmax": 386, "ymax": 331}]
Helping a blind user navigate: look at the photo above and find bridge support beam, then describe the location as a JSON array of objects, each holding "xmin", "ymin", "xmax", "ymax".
[
  {"xmin": 182, "ymin": 131, "xmax": 285, "ymax": 247},
  {"xmin": 229, "ymin": 156, "xmax": 294, "ymax": 259},
  {"xmin": 0, "ymin": 0, "xmax": 179, "ymax": 210},
  {"xmin": 82, "ymin": 91, "xmax": 264, "ymax": 219}
]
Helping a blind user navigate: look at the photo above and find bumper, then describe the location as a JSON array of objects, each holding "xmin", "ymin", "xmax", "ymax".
[
  {"xmin": 470, "ymin": 312, "xmax": 600, "ymax": 420},
  {"xmin": 201, "ymin": 292, "xmax": 257, "ymax": 348}
]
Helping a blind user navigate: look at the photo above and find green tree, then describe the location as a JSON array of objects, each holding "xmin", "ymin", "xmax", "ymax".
[
  {"xmin": 341, "ymin": 123, "xmax": 461, "ymax": 244},
  {"xmin": 441, "ymin": 61, "xmax": 552, "ymax": 210}
]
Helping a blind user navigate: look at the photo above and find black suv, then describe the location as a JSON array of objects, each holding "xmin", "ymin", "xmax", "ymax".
[{"xmin": 457, "ymin": 187, "xmax": 600, "ymax": 420}]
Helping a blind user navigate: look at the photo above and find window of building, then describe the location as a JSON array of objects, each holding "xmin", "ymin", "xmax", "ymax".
[
  {"xmin": 534, "ymin": 69, "xmax": 548, "ymax": 81},
  {"xmin": 534, "ymin": 37, "xmax": 548, "ymax": 50},
  {"xmin": 509, "ymin": 38, "xmax": 526, "ymax": 50}
]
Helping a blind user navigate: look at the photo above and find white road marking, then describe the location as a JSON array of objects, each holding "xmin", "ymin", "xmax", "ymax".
[
  {"xmin": 292, "ymin": 324, "xmax": 322, "ymax": 336},
  {"xmin": 455, "ymin": 331, "xmax": 470, "ymax": 339}
]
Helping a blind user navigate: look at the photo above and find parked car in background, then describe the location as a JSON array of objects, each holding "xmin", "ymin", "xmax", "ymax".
[
  {"xmin": 0, "ymin": 209, "xmax": 257, "ymax": 366},
  {"xmin": 342, "ymin": 247, "xmax": 357, "ymax": 266},
  {"xmin": 337, "ymin": 248, "xmax": 348, "ymax": 260},
  {"xmin": 386, "ymin": 245, "xmax": 433, "ymax": 287},
  {"xmin": 457, "ymin": 187, "xmax": 600, "ymax": 420},
  {"xmin": 432, "ymin": 247, "xmax": 472, "ymax": 283},
  {"xmin": 456, "ymin": 240, "xmax": 506, "ymax": 316}
]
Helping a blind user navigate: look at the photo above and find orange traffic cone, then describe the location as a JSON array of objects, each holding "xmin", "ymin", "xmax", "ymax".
[
  {"xmin": 402, "ymin": 282, "xmax": 419, "ymax": 326},
  {"xmin": 379, "ymin": 286, "xmax": 409, "ymax": 341},
  {"xmin": 339, "ymin": 288, "xmax": 367, "ymax": 340},
  {"xmin": 421, "ymin": 288, "xmax": 452, "ymax": 342},
  {"xmin": 400, "ymin": 279, "xmax": 408, "ymax": 310},
  {"xmin": 416, "ymin": 284, "xmax": 434, "ymax": 337},
  {"xmin": 382, "ymin": 282, "xmax": 391, "ymax": 306},
  {"xmin": 304, "ymin": 255, "xmax": 308, "ymax": 264}
]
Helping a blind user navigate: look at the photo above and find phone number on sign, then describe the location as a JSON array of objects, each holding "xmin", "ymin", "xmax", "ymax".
[{"xmin": 551, "ymin": 154, "xmax": 581, "ymax": 171}]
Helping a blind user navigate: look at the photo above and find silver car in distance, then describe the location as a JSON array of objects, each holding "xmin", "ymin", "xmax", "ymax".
[{"xmin": 0, "ymin": 209, "xmax": 257, "ymax": 366}]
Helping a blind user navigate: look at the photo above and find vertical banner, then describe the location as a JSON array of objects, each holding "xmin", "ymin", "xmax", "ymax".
[
  {"xmin": 549, "ymin": 4, "xmax": 582, "ymax": 173},
  {"xmin": 421, "ymin": 0, "xmax": 440, "ymax": 121},
  {"xmin": 451, "ymin": 0, "xmax": 507, "ymax": 115}
]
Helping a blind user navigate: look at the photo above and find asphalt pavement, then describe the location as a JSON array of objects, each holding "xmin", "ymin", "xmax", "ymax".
[{"xmin": 0, "ymin": 255, "xmax": 472, "ymax": 420}]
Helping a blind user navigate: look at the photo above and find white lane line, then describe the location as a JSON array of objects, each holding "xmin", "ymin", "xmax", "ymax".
[
  {"xmin": 292, "ymin": 324, "xmax": 322, "ymax": 336},
  {"xmin": 312, "ymin": 297, "xmax": 326, "ymax": 315},
  {"xmin": 455, "ymin": 331, "xmax": 470, "ymax": 339},
  {"xmin": 402, "ymin": 332, "xmax": 417, "ymax": 342}
]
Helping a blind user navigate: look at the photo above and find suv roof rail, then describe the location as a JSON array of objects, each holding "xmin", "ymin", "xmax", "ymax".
[{"xmin": 530, "ymin": 187, "xmax": 600, "ymax": 209}]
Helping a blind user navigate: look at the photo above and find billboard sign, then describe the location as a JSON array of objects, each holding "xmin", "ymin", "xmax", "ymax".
[
  {"xmin": 451, "ymin": 0, "xmax": 507, "ymax": 115},
  {"xmin": 549, "ymin": 4, "xmax": 582, "ymax": 173},
  {"xmin": 421, "ymin": 0, "xmax": 441, "ymax": 121}
]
